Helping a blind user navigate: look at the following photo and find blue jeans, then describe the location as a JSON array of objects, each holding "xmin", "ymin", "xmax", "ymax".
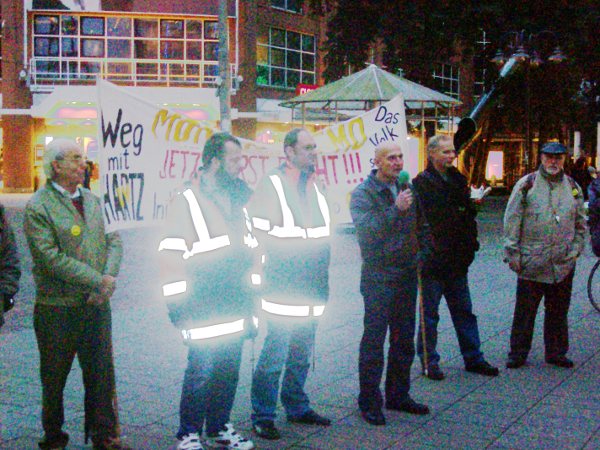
[
  {"xmin": 416, "ymin": 274, "xmax": 483, "ymax": 367},
  {"xmin": 358, "ymin": 269, "xmax": 417, "ymax": 412},
  {"xmin": 178, "ymin": 339, "xmax": 243, "ymax": 437},
  {"xmin": 251, "ymin": 319, "xmax": 316, "ymax": 424}
]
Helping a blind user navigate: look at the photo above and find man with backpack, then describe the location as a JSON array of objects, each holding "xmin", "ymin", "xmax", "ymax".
[{"xmin": 503, "ymin": 142, "xmax": 586, "ymax": 369}]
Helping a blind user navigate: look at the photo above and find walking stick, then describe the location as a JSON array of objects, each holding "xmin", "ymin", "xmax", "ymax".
[
  {"xmin": 111, "ymin": 341, "xmax": 122, "ymax": 438},
  {"xmin": 417, "ymin": 268, "xmax": 429, "ymax": 377}
]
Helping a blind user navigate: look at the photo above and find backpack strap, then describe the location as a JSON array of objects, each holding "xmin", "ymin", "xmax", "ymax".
[
  {"xmin": 520, "ymin": 173, "xmax": 536, "ymax": 207},
  {"xmin": 521, "ymin": 172, "xmax": 581, "ymax": 207}
]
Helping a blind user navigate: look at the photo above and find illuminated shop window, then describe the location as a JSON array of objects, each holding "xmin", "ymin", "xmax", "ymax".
[
  {"xmin": 31, "ymin": 13, "xmax": 221, "ymax": 84},
  {"xmin": 257, "ymin": 27, "xmax": 315, "ymax": 89}
]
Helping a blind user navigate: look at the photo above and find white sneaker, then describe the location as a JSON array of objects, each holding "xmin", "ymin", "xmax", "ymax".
[
  {"xmin": 178, "ymin": 433, "xmax": 204, "ymax": 450},
  {"xmin": 205, "ymin": 423, "xmax": 254, "ymax": 449}
]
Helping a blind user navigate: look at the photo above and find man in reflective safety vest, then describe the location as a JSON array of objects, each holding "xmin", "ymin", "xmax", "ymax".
[
  {"xmin": 248, "ymin": 128, "xmax": 332, "ymax": 440},
  {"xmin": 159, "ymin": 133, "xmax": 255, "ymax": 450}
]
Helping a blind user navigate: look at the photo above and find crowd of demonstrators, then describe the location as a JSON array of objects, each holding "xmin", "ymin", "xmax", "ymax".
[
  {"xmin": 350, "ymin": 141, "xmax": 431, "ymax": 426},
  {"xmin": 503, "ymin": 142, "xmax": 587, "ymax": 370},
  {"xmin": 23, "ymin": 139, "xmax": 128, "ymax": 450},
  {"xmin": 2, "ymin": 132, "xmax": 597, "ymax": 449},
  {"xmin": 413, "ymin": 135, "xmax": 499, "ymax": 380},
  {"xmin": 248, "ymin": 128, "xmax": 332, "ymax": 440},
  {"xmin": 158, "ymin": 132, "xmax": 256, "ymax": 450}
]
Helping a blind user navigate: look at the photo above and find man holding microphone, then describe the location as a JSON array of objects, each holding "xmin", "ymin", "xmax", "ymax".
[{"xmin": 350, "ymin": 141, "xmax": 431, "ymax": 426}]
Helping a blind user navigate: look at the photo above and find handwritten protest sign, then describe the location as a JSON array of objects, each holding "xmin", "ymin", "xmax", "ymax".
[{"xmin": 97, "ymin": 79, "xmax": 414, "ymax": 232}]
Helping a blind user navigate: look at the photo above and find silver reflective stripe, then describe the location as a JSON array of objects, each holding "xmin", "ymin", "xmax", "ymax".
[
  {"xmin": 261, "ymin": 298, "xmax": 325, "ymax": 317},
  {"xmin": 244, "ymin": 233, "xmax": 259, "ymax": 249},
  {"xmin": 252, "ymin": 217, "xmax": 271, "ymax": 231},
  {"xmin": 158, "ymin": 237, "xmax": 189, "ymax": 252},
  {"xmin": 243, "ymin": 207, "xmax": 259, "ymax": 248},
  {"xmin": 306, "ymin": 183, "xmax": 331, "ymax": 239},
  {"xmin": 162, "ymin": 280, "xmax": 187, "ymax": 297},
  {"xmin": 268, "ymin": 175, "xmax": 307, "ymax": 238},
  {"xmin": 313, "ymin": 304, "xmax": 325, "ymax": 317},
  {"xmin": 181, "ymin": 318, "xmax": 246, "ymax": 340},
  {"xmin": 182, "ymin": 189, "xmax": 231, "ymax": 259}
]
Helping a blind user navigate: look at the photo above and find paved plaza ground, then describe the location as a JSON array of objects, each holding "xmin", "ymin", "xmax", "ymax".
[{"xmin": 1, "ymin": 194, "xmax": 599, "ymax": 449}]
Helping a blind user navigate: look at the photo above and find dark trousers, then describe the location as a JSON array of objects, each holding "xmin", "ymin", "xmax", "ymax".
[
  {"xmin": 178, "ymin": 339, "xmax": 243, "ymax": 437},
  {"xmin": 358, "ymin": 269, "xmax": 417, "ymax": 412},
  {"xmin": 33, "ymin": 303, "xmax": 117, "ymax": 442},
  {"xmin": 509, "ymin": 271, "xmax": 574, "ymax": 360},
  {"xmin": 416, "ymin": 274, "xmax": 483, "ymax": 367}
]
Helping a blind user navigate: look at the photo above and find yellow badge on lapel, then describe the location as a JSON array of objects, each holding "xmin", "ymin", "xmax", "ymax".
[{"xmin": 71, "ymin": 225, "xmax": 81, "ymax": 236}]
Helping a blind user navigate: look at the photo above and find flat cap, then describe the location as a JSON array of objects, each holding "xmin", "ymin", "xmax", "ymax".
[{"xmin": 540, "ymin": 142, "xmax": 567, "ymax": 154}]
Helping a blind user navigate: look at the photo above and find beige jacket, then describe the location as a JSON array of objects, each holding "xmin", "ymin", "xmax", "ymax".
[{"xmin": 503, "ymin": 169, "xmax": 586, "ymax": 283}]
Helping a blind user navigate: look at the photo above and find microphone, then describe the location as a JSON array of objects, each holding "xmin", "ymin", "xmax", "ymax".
[{"xmin": 398, "ymin": 170, "xmax": 410, "ymax": 187}]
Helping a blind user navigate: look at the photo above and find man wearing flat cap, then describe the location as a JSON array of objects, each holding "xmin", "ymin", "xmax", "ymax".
[{"xmin": 503, "ymin": 142, "xmax": 586, "ymax": 370}]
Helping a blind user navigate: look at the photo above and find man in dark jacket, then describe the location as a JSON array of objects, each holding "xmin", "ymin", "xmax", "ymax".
[
  {"xmin": 588, "ymin": 175, "xmax": 600, "ymax": 256},
  {"xmin": 350, "ymin": 141, "xmax": 430, "ymax": 426},
  {"xmin": 413, "ymin": 134, "xmax": 498, "ymax": 380},
  {"xmin": 159, "ymin": 132, "xmax": 255, "ymax": 450},
  {"xmin": 0, "ymin": 202, "xmax": 20, "ymax": 329}
]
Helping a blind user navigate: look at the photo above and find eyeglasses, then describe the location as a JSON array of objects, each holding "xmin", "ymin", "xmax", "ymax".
[{"xmin": 57, "ymin": 154, "xmax": 84, "ymax": 163}]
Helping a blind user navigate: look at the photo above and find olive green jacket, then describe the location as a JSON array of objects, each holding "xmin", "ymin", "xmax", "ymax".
[{"xmin": 24, "ymin": 183, "xmax": 122, "ymax": 307}]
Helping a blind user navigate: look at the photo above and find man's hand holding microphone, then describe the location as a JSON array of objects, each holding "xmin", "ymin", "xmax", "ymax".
[{"xmin": 395, "ymin": 170, "xmax": 413, "ymax": 212}]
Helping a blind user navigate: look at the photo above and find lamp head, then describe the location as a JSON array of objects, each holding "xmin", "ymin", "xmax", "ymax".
[{"xmin": 548, "ymin": 46, "xmax": 566, "ymax": 63}]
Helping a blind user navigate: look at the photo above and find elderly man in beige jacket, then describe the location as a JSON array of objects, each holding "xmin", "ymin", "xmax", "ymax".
[
  {"xmin": 24, "ymin": 139, "xmax": 126, "ymax": 450},
  {"xmin": 503, "ymin": 142, "xmax": 586, "ymax": 370}
]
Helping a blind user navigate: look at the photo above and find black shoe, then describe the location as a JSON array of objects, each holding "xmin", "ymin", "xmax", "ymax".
[
  {"xmin": 92, "ymin": 436, "xmax": 132, "ymax": 450},
  {"xmin": 39, "ymin": 432, "xmax": 69, "ymax": 450},
  {"xmin": 423, "ymin": 363, "xmax": 445, "ymax": 380},
  {"xmin": 506, "ymin": 356, "xmax": 526, "ymax": 369},
  {"xmin": 465, "ymin": 360, "xmax": 499, "ymax": 376},
  {"xmin": 360, "ymin": 409, "xmax": 386, "ymax": 426},
  {"xmin": 386, "ymin": 398, "xmax": 430, "ymax": 415},
  {"xmin": 287, "ymin": 409, "xmax": 331, "ymax": 426},
  {"xmin": 546, "ymin": 356, "xmax": 574, "ymax": 368},
  {"xmin": 252, "ymin": 421, "xmax": 281, "ymax": 440}
]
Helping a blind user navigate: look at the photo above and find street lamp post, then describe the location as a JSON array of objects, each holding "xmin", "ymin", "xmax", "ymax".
[
  {"xmin": 218, "ymin": 0, "xmax": 231, "ymax": 132},
  {"xmin": 490, "ymin": 30, "xmax": 567, "ymax": 174}
]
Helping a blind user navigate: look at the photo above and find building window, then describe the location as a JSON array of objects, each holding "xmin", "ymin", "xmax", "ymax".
[
  {"xmin": 257, "ymin": 27, "xmax": 315, "ymax": 88},
  {"xmin": 432, "ymin": 63, "xmax": 460, "ymax": 100},
  {"xmin": 271, "ymin": 0, "xmax": 302, "ymax": 13},
  {"xmin": 30, "ymin": 13, "xmax": 221, "ymax": 84}
]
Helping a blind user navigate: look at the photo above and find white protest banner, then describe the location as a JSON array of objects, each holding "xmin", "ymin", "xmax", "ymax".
[
  {"xmin": 97, "ymin": 79, "xmax": 412, "ymax": 231},
  {"xmin": 312, "ymin": 96, "xmax": 413, "ymax": 221}
]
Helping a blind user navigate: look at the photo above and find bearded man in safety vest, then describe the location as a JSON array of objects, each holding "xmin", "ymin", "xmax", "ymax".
[
  {"xmin": 249, "ymin": 128, "xmax": 332, "ymax": 441},
  {"xmin": 159, "ymin": 132, "xmax": 256, "ymax": 450}
]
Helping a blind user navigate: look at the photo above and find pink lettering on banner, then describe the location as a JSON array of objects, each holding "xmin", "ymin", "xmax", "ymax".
[
  {"xmin": 240, "ymin": 154, "xmax": 272, "ymax": 186},
  {"xmin": 158, "ymin": 149, "xmax": 202, "ymax": 180}
]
